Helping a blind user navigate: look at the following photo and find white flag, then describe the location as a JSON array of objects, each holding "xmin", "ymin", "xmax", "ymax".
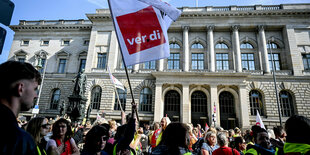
[
  {"xmin": 108, "ymin": 0, "xmax": 181, "ymax": 66},
  {"xmin": 256, "ymin": 110, "xmax": 266, "ymax": 129},
  {"xmin": 108, "ymin": 66, "xmax": 125, "ymax": 91}
]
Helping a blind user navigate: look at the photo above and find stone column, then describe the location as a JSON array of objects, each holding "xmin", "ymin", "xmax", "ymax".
[
  {"xmin": 133, "ymin": 64, "xmax": 139, "ymax": 73},
  {"xmin": 210, "ymin": 84, "xmax": 219, "ymax": 127},
  {"xmin": 154, "ymin": 83, "xmax": 164, "ymax": 122},
  {"xmin": 182, "ymin": 84, "xmax": 190, "ymax": 123},
  {"xmin": 239, "ymin": 85, "xmax": 250, "ymax": 129},
  {"xmin": 158, "ymin": 59, "xmax": 164, "ymax": 71},
  {"xmin": 232, "ymin": 25, "xmax": 242, "ymax": 72},
  {"xmin": 183, "ymin": 26, "xmax": 190, "ymax": 72},
  {"xmin": 207, "ymin": 26, "xmax": 215, "ymax": 72},
  {"xmin": 258, "ymin": 25, "xmax": 270, "ymax": 73},
  {"xmin": 85, "ymin": 30, "xmax": 98, "ymax": 73}
]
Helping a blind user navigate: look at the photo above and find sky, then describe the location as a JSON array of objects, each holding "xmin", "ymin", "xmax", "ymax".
[{"xmin": 1, "ymin": 0, "xmax": 310, "ymax": 63}]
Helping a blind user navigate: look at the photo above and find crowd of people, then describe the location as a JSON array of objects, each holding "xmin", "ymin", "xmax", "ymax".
[{"xmin": 1, "ymin": 61, "xmax": 310, "ymax": 155}]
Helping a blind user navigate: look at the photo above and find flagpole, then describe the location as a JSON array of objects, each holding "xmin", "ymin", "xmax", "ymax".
[
  {"xmin": 268, "ymin": 40, "xmax": 282, "ymax": 127},
  {"xmin": 107, "ymin": 0, "xmax": 139, "ymax": 121},
  {"xmin": 114, "ymin": 86, "xmax": 124, "ymax": 113}
]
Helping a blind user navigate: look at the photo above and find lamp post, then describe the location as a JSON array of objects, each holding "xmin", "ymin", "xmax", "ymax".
[
  {"xmin": 33, "ymin": 52, "xmax": 48, "ymax": 117},
  {"xmin": 268, "ymin": 40, "xmax": 282, "ymax": 126}
]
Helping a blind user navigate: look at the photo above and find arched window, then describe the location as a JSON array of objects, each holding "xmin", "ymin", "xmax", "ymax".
[
  {"xmin": 191, "ymin": 91, "xmax": 207, "ymax": 113},
  {"xmin": 191, "ymin": 91, "xmax": 208, "ymax": 126},
  {"xmin": 191, "ymin": 43, "xmax": 204, "ymax": 49},
  {"xmin": 139, "ymin": 88, "xmax": 152, "ymax": 112},
  {"xmin": 215, "ymin": 43, "xmax": 228, "ymax": 49},
  {"xmin": 249, "ymin": 90, "xmax": 264, "ymax": 116},
  {"xmin": 164, "ymin": 90, "xmax": 180, "ymax": 121},
  {"xmin": 50, "ymin": 89, "xmax": 61, "ymax": 110},
  {"xmin": 240, "ymin": 42, "xmax": 254, "ymax": 49},
  {"xmin": 114, "ymin": 88, "xmax": 127, "ymax": 111},
  {"xmin": 91, "ymin": 86, "xmax": 102, "ymax": 110},
  {"xmin": 169, "ymin": 43, "xmax": 180, "ymax": 49},
  {"xmin": 267, "ymin": 42, "xmax": 279, "ymax": 49},
  {"xmin": 279, "ymin": 91, "xmax": 294, "ymax": 117},
  {"xmin": 219, "ymin": 91, "xmax": 236, "ymax": 129}
]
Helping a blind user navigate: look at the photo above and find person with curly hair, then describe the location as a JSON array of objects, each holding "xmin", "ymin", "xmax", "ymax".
[{"xmin": 46, "ymin": 118, "xmax": 80, "ymax": 155}]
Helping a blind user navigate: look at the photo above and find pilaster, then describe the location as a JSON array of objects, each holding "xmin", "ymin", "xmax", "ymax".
[
  {"xmin": 154, "ymin": 83, "xmax": 164, "ymax": 122},
  {"xmin": 239, "ymin": 85, "xmax": 250, "ymax": 129},
  {"xmin": 210, "ymin": 84, "xmax": 219, "ymax": 127},
  {"xmin": 207, "ymin": 25, "xmax": 215, "ymax": 72},
  {"xmin": 183, "ymin": 26, "xmax": 190, "ymax": 72},
  {"xmin": 232, "ymin": 25, "xmax": 242, "ymax": 72},
  {"xmin": 258, "ymin": 25, "xmax": 271, "ymax": 74},
  {"xmin": 182, "ymin": 84, "xmax": 190, "ymax": 123}
]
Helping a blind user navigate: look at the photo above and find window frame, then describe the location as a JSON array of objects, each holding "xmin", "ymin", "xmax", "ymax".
[
  {"xmin": 139, "ymin": 87, "xmax": 152, "ymax": 112},
  {"xmin": 50, "ymin": 89, "xmax": 61, "ymax": 110}
]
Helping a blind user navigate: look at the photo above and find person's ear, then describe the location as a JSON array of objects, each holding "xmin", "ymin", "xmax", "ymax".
[{"xmin": 11, "ymin": 83, "xmax": 23, "ymax": 97}]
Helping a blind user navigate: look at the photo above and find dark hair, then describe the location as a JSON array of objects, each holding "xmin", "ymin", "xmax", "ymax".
[
  {"xmin": 285, "ymin": 115, "xmax": 310, "ymax": 144},
  {"xmin": 159, "ymin": 123, "xmax": 190, "ymax": 153},
  {"xmin": 0, "ymin": 61, "xmax": 41, "ymax": 99},
  {"xmin": 83, "ymin": 125, "xmax": 110, "ymax": 153},
  {"xmin": 273, "ymin": 126, "xmax": 285, "ymax": 138},
  {"xmin": 251, "ymin": 125, "xmax": 267, "ymax": 143},
  {"xmin": 51, "ymin": 118, "xmax": 73, "ymax": 142},
  {"xmin": 234, "ymin": 136, "xmax": 244, "ymax": 149}
]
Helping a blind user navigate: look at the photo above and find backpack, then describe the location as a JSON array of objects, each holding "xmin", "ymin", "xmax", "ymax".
[{"xmin": 192, "ymin": 138, "xmax": 205, "ymax": 155}]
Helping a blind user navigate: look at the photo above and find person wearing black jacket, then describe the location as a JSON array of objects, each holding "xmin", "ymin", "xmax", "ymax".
[
  {"xmin": 0, "ymin": 61, "xmax": 42, "ymax": 155},
  {"xmin": 112, "ymin": 103, "xmax": 137, "ymax": 155}
]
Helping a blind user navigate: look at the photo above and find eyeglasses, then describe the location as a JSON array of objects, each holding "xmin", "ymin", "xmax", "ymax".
[{"xmin": 41, "ymin": 124, "xmax": 50, "ymax": 129}]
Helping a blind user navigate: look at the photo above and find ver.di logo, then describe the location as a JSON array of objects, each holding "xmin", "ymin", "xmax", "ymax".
[{"xmin": 116, "ymin": 6, "xmax": 166, "ymax": 55}]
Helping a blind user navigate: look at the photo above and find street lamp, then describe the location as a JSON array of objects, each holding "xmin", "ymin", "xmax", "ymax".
[{"xmin": 33, "ymin": 52, "xmax": 48, "ymax": 117}]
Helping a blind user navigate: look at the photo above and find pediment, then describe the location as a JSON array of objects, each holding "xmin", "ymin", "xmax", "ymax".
[{"xmin": 14, "ymin": 49, "xmax": 28, "ymax": 56}]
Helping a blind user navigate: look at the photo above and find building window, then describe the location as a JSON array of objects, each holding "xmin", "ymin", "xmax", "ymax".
[
  {"xmin": 91, "ymin": 86, "xmax": 102, "ymax": 110},
  {"xmin": 79, "ymin": 59, "xmax": 86, "ymax": 72},
  {"xmin": 191, "ymin": 43, "xmax": 204, "ymax": 49},
  {"xmin": 114, "ymin": 88, "xmax": 127, "ymax": 111},
  {"xmin": 139, "ymin": 88, "xmax": 152, "ymax": 112},
  {"xmin": 216, "ymin": 53, "xmax": 229, "ymax": 70},
  {"xmin": 120, "ymin": 61, "xmax": 132, "ymax": 69},
  {"xmin": 302, "ymin": 54, "xmax": 310, "ymax": 70},
  {"xmin": 267, "ymin": 42, "xmax": 279, "ymax": 49},
  {"xmin": 39, "ymin": 58, "xmax": 46, "ymax": 73},
  {"xmin": 249, "ymin": 90, "xmax": 264, "ymax": 116},
  {"xmin": 215, "ymin": 43, "xmax": 228, "ymax": 49},
  {"xmin": 50, "ymin": 89, "xmax": 61, "ymax": 110},
  {"xmin": 97, "ymin": 53, "xmax": 107, "ymax": 69},
  {"xmin": 268, "ymin": 53, "xmax": 281, "ymax": 71},
  {"xmin": 191, "ymin": 53, "xmax": 204, "ymax": 70},
  {"xmin": 42, "ymin": 40, "xmax": 49, "ymax": 46},
  {"xmin": 63, "ymin": 40, "xmax": 70, "ymax": 45},
  {"xmin": 84, "ymin": 40, "xmax": 90, "ymax": 45},
  {"xmin": 18, "ymin": 58, "xmax": 25, "ymax": 62},
  {"xmin": 57, "ymin": 59, "xmax": 67, "ymax": 73},
  {"xmin": 240, "ymin": 43, "xmax": 254, "ymax": 49},
  {"xmin": 242, "ymin": 53, "xmax": 255, "ymax": 70},
  {"xmin": 143, "ymin": 60, "xmax": 156, "ymax": 70},
  {"xmin": 22, "ymin": 40, "xmax": 29, "ymax": 45},
  {"xmin": 164, "ymin": 90, "xmax": 180, "ymax": 121},
  {"xmin": 168, "ymin": 53, "xmax": 180, "ymax": 69},
  {"xmin": 169, "ymin": 43, "xmax": 180, "ymax": 49},
  {"xmin": 191, "ymin": 91, "xmax": 207, "ymax": 113},
  {"xmin": 279, "ymin": 91, "xmax": 294, "ymax": 117}
]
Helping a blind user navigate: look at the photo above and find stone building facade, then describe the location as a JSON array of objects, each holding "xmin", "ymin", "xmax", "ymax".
[{"xmin": 8, "ymin": 3, "xmax": 310, "ymax": 129}]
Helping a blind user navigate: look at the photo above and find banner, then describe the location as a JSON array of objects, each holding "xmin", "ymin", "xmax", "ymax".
[
  {"xmin": 256, "ymin": 110, "xmax": 266, "ymax": 129},
  {"xmin": 108, "ymin": 0, "xmax": 181, "ymax": 66},
  {"xmin": 108, "ymin": 66, "xmax": 125, "ymax": 91}
]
